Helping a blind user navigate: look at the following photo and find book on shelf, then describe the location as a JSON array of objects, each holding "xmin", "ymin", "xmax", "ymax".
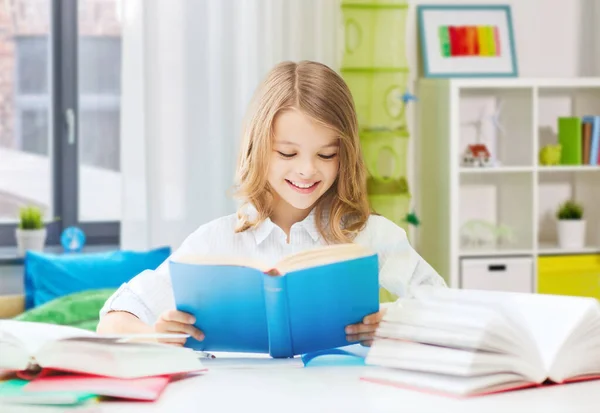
[
  {"xmin": 362, "ymin": 286, "xmax": 600, "ymax": 397},
  {"xmin": 169, "ymin": 243, "xmax": 380, "ymax": 358},
  {"xmin": 558, "ymin": 116, "xmax": 600, "ymax": 166},
  {"xmin": 582, "ymin": 115, "xmax": 600, "ymax": 165},
  {"xmin": 0, "ymin": 320, "xmax": 206, "ymax": 379}
]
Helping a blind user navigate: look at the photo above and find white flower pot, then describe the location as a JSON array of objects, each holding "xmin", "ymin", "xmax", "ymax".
[
  {"xmin": 557, "ymin": 220, "xmax": 586, "ymax": 249},
  {"xmin": 15, "ymin": 228, "xmax": 47, "ymax": 256}
]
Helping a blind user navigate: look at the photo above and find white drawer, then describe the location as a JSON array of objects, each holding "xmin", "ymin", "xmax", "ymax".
[{"xmin": 460, "ymin": 257, "xmax": 533, "ymax": 293}]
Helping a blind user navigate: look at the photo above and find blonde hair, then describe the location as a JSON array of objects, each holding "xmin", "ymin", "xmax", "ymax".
[{"xmin": 234, "ymin": 61, "xmax": 371, "ymax": 243}]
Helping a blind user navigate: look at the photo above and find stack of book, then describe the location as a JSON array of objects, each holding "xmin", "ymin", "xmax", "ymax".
[
  {"xmin": 362, "ymin": 286, "xmax": 600, "ymax": 397},
  {"xmin": 0, "ymin": 320, "xmax": 206, "ymax": 407}
]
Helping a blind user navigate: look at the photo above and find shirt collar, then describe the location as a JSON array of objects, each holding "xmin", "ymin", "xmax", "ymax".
[
  {"xmin": 296, "ymin": 208, "xmax": 323, "ymax": 243},
  {"xmin": 244, "ymin": 205, "xmax": 324, "ymax": 245}
]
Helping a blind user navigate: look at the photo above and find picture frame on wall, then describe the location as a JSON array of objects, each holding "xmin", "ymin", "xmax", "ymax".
[{"xmin": 417, "ymin": 5, "xmax": 518, "ymax": 78}]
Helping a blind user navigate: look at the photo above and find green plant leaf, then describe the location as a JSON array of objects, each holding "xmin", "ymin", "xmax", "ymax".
[
  {"xmin": 18, "ymin": 206, "xmax": 44, "ymax": 230},
  {"xmin": 556, "ymin": 200, "xmax": 583, "ymax": 220}
]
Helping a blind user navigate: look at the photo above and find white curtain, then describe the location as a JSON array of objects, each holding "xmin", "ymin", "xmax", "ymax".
[{"xmin": 119, "ymin": 0, "xmax": 342, "ymax": 250}]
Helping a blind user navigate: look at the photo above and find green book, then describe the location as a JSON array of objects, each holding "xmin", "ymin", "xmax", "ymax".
[
  {"xmin": 0, "ymin": 379, "xmax": 97, "ymax": 406},
  {"xmin": 558, "ymin": 117, "xmax": 582, "ymax": 165}
]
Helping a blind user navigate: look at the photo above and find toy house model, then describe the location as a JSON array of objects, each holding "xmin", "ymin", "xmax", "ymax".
[{"xmin": 463, "ymin": 144, "xmax": 491, "ymax": 167}]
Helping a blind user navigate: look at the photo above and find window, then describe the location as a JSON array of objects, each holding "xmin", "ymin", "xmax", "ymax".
[{"xmin": 0, "ymin": 0, "xmax": 121, "ymax": 247}]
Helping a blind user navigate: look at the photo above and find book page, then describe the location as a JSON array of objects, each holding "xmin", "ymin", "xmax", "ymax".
[
  {"xmin": 0, "ymin": 320, "xmax": 95, "ymax": 355},
  {"xmin": 276, "ymin": 243, "xmax": 375, "ymax": 273},
  {"xmin": 506, "ymin": 294, "xmax": 598, "ymax": 372},
  {"xmin": 413, "ymin": 287, "xmax": 597, "ymax": 372},
  {"xmin": 172, "ymin": 255, "xmax": 270, "ymax": 272}
]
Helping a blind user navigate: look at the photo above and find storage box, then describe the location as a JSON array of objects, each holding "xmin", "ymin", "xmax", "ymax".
[
  {"xmin": 341, "ymin": 2, "xmax": 408, "ymax": 69},
  {"xmin": 368, "ymin": 193, "xmax": 410, "ymax": 231},
  {"xmin": 361, "ymin": 129, "xmax": 409, "ymax": 181},
  {"xmin": 460, "ymin": 257, "xmax": 533, "ymax": 293},
  {"xmin": 537, "ymin": 255, "xmax": 600, "ymax": 299},
  {"xmin": 342, "ymin": 69, "xmax": 409, "ymax": 130}
]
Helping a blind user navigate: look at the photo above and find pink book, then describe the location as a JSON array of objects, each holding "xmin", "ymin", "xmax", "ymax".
[{"xmin": 24, "ymin": 375, "xmax": 172, "ymax": 401}]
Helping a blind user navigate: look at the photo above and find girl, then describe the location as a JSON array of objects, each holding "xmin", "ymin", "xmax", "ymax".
[{"xmin": 97, "ymin": 61, "xmax": 446, "ymax": 347}]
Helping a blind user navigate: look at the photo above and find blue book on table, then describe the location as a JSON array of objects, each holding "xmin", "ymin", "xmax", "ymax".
[{"xmin": 169, "ymin": 243, "xmax": 380, "ymax": 358}]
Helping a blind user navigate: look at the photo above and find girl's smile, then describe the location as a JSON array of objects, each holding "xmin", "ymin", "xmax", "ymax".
[{"xmin": 285, "ymin": 179, "xmax": 321, "ymax": 194}]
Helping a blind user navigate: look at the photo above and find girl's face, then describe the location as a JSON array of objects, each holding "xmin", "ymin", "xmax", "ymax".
[{"xmin": 268, "ymin": 109, "xmax": 340, "ymax": 214}]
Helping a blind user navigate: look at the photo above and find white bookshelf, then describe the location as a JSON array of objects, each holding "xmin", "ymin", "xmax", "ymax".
[{"xmin": 415, "ymin": 78, "xmax": 600, "ymax": 291}]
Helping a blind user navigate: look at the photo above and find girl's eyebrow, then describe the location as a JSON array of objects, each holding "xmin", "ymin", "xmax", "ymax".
[{"xmin": 274, "ymin": 140, "xmax": 339, "ymax": 148}]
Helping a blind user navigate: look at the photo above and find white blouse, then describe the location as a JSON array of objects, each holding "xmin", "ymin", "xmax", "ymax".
[{"xmin": 99, "ymin": 210, "xmax": 447, "ymax": 325}]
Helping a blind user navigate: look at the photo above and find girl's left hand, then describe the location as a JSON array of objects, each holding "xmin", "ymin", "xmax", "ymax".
[{"xmin": 345, "ymin": 308, "xmax": 387, "ymax": 347}]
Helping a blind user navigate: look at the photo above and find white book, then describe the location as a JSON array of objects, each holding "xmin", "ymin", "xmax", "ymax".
[
  {"xmin": 0, "ymin": 320, "xmax": 205, "ymax": 379},
  {"xmin": 364, "ymin": 287, "xmax": 600, "ymax": 396}
]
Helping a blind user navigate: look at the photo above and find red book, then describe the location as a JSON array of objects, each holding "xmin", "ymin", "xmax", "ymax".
[{"xmin": 24, "ymin": 374, "xmax": 173, "ymax": 401}]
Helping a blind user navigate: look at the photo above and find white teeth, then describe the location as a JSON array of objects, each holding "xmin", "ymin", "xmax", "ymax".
[{"xmin": 290, "ymin": 181, "xmax": 315, "ymax": 189}]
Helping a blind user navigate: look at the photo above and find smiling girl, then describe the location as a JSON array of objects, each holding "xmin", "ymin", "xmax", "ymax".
[{"xmin": 97, "ymin": 61, "xmax": 446, "ymax": 347}]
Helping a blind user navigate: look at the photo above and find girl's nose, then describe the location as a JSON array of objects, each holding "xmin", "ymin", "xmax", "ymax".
[{"xmin": 298, "ymin": 159, "xmax": 317, "ymax": 178}]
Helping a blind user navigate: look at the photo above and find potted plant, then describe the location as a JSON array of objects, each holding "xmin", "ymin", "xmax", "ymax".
[
  {"xmin": 15, "ymin": 206, "xmax": 47, "ymax": 256},
  {"xmin": 556, "ymin": 200, "xmax": 585, "ymax": 249}
]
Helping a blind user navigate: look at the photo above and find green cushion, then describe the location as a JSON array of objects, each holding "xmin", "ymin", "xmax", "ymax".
[{"xmin": 14, "ymin": 288, "xmax": 116, "ymax": 331}]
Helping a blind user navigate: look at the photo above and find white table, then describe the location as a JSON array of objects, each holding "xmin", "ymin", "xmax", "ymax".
[{"xmin": 103, "ymin": 361, "xmax": 600, "ymax": 413}]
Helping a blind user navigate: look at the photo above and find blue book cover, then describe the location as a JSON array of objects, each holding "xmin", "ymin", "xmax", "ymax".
[
  {"xmin": 582, "ymin": 115, "xmax": 600, "ymax": 165},
  {"xmin": 169, "ymin": 244, "xmax": 380, "ymax": 358}
]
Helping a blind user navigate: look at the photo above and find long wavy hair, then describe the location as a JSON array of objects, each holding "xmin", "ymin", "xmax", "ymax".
[{"xmin": 233, "ymin": 60, "xmax": 371, "ymax": 244}]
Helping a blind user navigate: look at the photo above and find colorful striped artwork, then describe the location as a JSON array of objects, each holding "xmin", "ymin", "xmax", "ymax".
[{"xmin": 438, "ymin": 25, "xmax": 501, "ymax": 57}]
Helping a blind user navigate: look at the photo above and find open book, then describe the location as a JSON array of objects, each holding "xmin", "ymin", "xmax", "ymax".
[
  {"xmin": 0, "ymin": 320, "xmax": 206, "ymax": 379},
  {"xmin": 170, "ymin": 243, "xmax": 380, "ymax": 358},
  {"xmin": 363, "ymin": 286, "xmax": 600, "ymax": 397}
]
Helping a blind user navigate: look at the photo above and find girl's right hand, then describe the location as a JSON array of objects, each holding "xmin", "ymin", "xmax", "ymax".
[{"xmin": 154, "ymin": 309, "xmax": 205, "ymax": 346}]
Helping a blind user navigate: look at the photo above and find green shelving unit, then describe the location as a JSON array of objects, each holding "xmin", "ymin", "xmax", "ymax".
[{"xmin": 340, "ymin": 1, "xmax": 411, "ymax": 303}]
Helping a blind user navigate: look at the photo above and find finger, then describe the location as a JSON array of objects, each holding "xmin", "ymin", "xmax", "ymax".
[
  {"xmin": 345, "ymin": 323, "xmax": 378, "ymax": 335},
  {"xmin": 362, "ymin": 311, "xmax": 385, "ymax": 325},
  {"xmin": 346, "ymin": 333, "xmax": 374, "ymax": 343},
  {"xmin": 157, "ymin": 337, "xmax": 187, "ymax": 345},
  {"xmin": 161, "ymin": 310, "xmax": 196, "ymax": 324},
  {"xmin": 361, "ymin": 340, "xmax": 374, "ymax": 347},
  {"xmin": 158, "ymin": 340, "xmax": 185, "ymax": 347},
  {"xmin": 164, "ymin": 322, "xmax": 205, "ymax": 341}
]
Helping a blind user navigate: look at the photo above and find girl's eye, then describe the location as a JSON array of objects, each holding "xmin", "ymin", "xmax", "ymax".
[
  {"xmin": 318, "ymin": 153, "xmax": 338, "ymax": 160},
  {"xmin": 277, "ymin": 151, "xmax": 296, "ymax": 158}
]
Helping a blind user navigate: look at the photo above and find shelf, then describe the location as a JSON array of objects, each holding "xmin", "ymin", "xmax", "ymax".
[
  {"xmin": 417, "ymin": 77, "xmax": 600, "ymax": 290},
  {"xmin": 459, "ymin": 87, "xmax": 534, "ymax": 168},
  {"xmin": 459, "ymin": 248, "xmax": 533, "ymax": 258},
  {"xmin": 537, "ymin": 166, "xmax": 600, "ymax": 172},
  {"xmin": 420, "ymin": 77, "xmax": 600, "ymax": 89},
  {"xmin": 461, "ymin": 166, "xmax": 600, "ymax": 173},
  {"xmin": 537, "ymin": 243, "xmax": 600, "ymax": 256},
  {"xmin": 460, "ymin": 166, "xmax": 533, "ymax": 174}
]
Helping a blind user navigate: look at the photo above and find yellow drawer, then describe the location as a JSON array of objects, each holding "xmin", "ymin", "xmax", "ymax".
[{"xmin": 537, "ymin": 255, "xmax": 600, "ymax": 299}]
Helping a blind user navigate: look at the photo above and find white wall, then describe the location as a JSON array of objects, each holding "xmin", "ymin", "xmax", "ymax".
[
  {"xmin": 406, "ymin": 0, "xmax": 589, "ymax": 78},
  {"xmin": 404, "ymin": 0, "xmax": 594, "ymax": 243}
]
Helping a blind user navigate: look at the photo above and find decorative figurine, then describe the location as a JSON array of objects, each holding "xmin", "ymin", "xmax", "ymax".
[{"xmin": 60, "ymin": 226, "xmax": 86, "ymax": 253}]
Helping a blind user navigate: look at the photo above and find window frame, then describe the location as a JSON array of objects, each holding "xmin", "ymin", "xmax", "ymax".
[{"xmin": 0, "ymin": 0, "xmax": 120, "ymax": 248}]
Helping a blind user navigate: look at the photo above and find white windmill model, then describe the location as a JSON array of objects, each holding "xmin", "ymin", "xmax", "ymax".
[
  {"xmin": 461, "ymin": 100, "xmax": 506, "ymax": 167},
  {"xmin": 488, "ymin": 99, "xmax": 507, "ymax": 166}
]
